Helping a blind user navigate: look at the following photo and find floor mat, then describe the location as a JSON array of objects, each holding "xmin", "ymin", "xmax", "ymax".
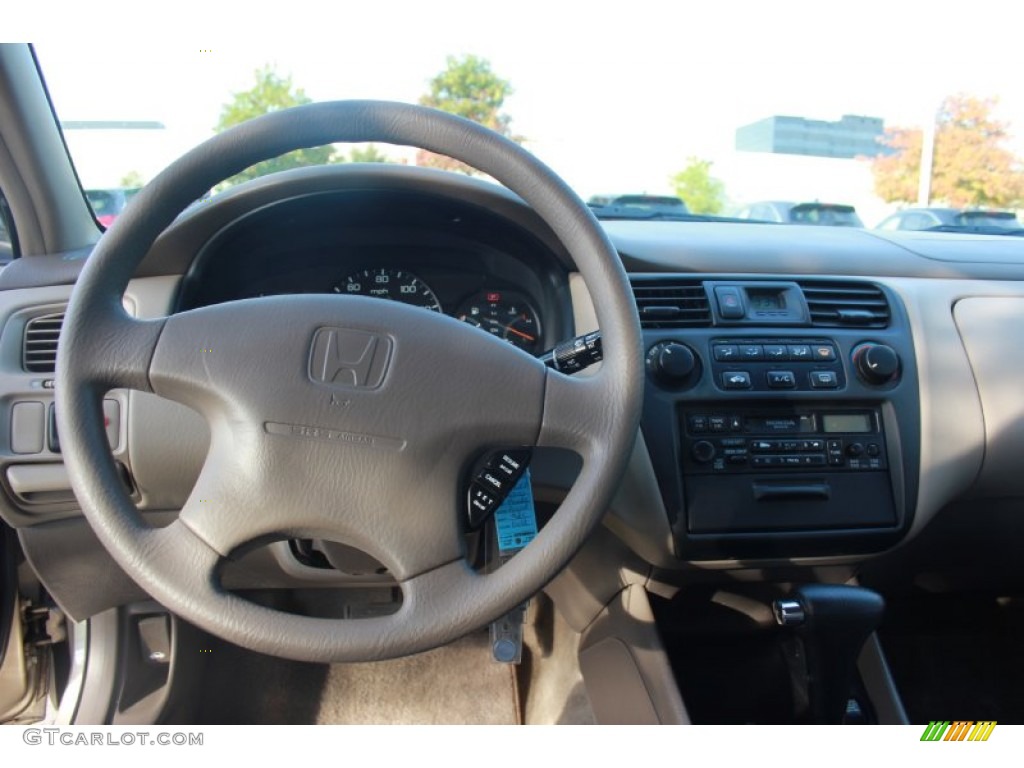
[
  {"xmin": 879, "ymin": 594, "xmax": 1024, "ymax": 724},
  {"xmin": 315, "ymin": 631, "xmax": 519, "ymax": 724},
  {"xmin": 188, "ymin": 635, "xmax": 328, "ymax": 724}
]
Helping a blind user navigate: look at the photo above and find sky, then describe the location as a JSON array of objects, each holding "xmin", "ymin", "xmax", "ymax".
[{"xmin": 13, "ymin": 0, "xmax": 1024, "ymax": 224}]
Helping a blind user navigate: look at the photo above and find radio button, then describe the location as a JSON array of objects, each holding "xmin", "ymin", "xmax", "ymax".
[
  {"xmin": 866, "ymin": 443, "xmax": 881, "ymax": 457},
  {"xmin": 752, "ymin": 456, "xmax": 781, "ymax": 467},
  {"xmin": 689, "ymin": 415, "xmax": 709, "ymax": 433},
  {"xmin": 767, "ymin": 370, "xmax": 797, "ymax": 389},
  {"xmin": 708, "ymin": 415, "xmax": 729, "ymax": 432},
  {"xmin": 827, "ymin": 439, "xmax": 845, "ymax": 466},
  {"xmin": 713, "ymin": 344, "xmax": 740, "ymax": 361},
  {"xmin": 788, "ymin": 344, "xmax": 812, "ymax": 360},
  {"xmin": 846, "ymin": 442, "xmax": 865, "ymax": 457},
  {"xmin": 722, "ymin": 371, "xmax": 752, "ymax": 389},
  {"xmin": 729, "ymin": 415, "xmax": 744, "ymax": 432},
  {"xmin": 692, "ymin": 440, "xmax": 717, "ymax": 463},
  {"xmin": 809, "ymin": 370, "xmax": 839, "ymax": 388},
  {"xmin": 750, "ymin": 440, "xmax": 776, "ymax": 452}
]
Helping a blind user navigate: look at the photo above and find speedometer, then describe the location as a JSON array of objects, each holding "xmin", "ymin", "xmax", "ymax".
[{"xmin": 334, "ymin": 268, "xmax": 442, "ymax": 312}]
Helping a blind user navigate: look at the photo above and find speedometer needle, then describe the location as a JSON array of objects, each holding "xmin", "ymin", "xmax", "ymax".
[{"xmin": 506, "ymin": 327, "xmax": 536, "ymax": 342}]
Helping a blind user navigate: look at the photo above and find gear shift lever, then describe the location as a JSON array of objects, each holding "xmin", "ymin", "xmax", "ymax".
[{"xmin": 774, "ymin": 584, "xmax": 885, "ymax": 724}]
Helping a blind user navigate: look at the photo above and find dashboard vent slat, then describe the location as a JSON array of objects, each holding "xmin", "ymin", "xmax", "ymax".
[
  {"xmin": 23, "ymin": 313, "xmax": 65, "ymax": 373},
  {"xmin": 798, "ymin": 281, "xmax": 890, "ymax": 328},
  {"xmin": 629, "ymin": 277, "xmax": 711, "ymax": 329}
]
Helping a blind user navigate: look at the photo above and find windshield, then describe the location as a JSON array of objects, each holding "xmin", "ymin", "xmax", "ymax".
[{"xmin": 31, "ymin": 5, "xmax": 1024, "ymax": 231}]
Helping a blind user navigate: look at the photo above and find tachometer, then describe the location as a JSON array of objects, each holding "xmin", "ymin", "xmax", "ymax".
[
  {"xmin": 334, "ymin": 268, "xmax": 442, "ymax": 312},
  {"xmin": 456, "ymin": 290, "xmax": 542, "ymax": 354}
]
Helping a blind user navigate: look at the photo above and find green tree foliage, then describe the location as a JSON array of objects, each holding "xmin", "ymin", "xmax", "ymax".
[
  {"xmin": 215, "ymin": 66, "xmax": 337, "ymax": 186},
  {"xmin": 119, "ymin": 170, "xmax": 145, "ymax": 188},
  {"xmin": 417, "ymin": 55, "xmax": 521, "ymax": 175},
  {"xmin": 670, "ymin": 157, "xmax": 725, "ymax": 214},
  {"xmin": 872, "ymin": 94, "xmax": 1024, "ymax": 207},
  {"xmin": 348, "ymin": 144, "xmax": 393, "ymax": 163}
]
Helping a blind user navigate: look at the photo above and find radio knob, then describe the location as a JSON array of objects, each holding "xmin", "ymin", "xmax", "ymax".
[
  {"xmin": 691, "ymin": 440, "xmax": 716, "ymax": 464},
  {"xmin": 852, "ymin": 343, "xmax": 899, "ymax": 385},
  {"xmin": 647, "ymin": 341, "xmax": 698, "ymax": 388}
]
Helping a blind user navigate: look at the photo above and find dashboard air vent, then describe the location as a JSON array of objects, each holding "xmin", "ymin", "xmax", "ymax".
[
  {"xmin": 798, "ymin": 281, "xmax": 890, "ymax": 328},
  {"xmin": 629, "ymin": 277, "xmax": 711, "ymax": 329},
  {"xmin": 23, "ymin": 312, "xmax": 64, "ymax": 373}
]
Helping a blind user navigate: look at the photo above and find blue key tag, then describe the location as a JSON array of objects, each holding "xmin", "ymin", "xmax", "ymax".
[{"xmin": 493, "ymin": 470, "xmax": 537, "ymax": 556}]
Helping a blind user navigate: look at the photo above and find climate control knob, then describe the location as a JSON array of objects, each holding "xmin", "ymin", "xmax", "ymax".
[
  {"xmin": 646, "ymin": 341, "xmax": 699, "ymax": 388},
  {"xmin": 852, "ymin": 343, "xmax": 900, "ymax": 385}
]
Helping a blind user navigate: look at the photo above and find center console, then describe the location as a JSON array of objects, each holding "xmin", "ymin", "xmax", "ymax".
[{"xmin": 634, "ymin": 276, "xmax": 919, "ymax": 561}]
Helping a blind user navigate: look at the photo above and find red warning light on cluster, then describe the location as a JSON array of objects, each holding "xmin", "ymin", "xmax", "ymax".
[{"xmin": 486, "ymin": 292, "xmax": 502, "ymax": 303}]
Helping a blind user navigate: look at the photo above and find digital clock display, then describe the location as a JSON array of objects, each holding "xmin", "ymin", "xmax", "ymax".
[{"xmin": 747, "ymin": 291, "xmax": 785, "ymax": 311}]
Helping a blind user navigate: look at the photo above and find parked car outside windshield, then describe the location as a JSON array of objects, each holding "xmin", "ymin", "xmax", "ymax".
[
  {"xmin": 737, "ymin": 201, "xmax": 864, "ymax": 227},
  {"xmin": 876, "ymin": 207, "xmax": 1021, "ymax": 231},
  {"xmin": 85, "ymin": 187, "xmax": 140, "ymax": 227}
]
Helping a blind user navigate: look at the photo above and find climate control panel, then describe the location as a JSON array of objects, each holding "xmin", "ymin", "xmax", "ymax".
[{"xmin": 709, "ymin": 337, "xmax": 846, "ymax": 392}]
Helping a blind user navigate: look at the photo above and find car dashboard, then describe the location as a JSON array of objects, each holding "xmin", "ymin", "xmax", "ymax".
[{"xmin": 0, "ymin": 164, "xmax": 1023, "ymax": 631}]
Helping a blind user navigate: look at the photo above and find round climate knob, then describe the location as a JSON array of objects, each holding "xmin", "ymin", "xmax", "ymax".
[
  {"xmin": 647, "ymin": 341, "xmax": 698, "ymax": 388},
  {"xmin": 852, "ymin": 343, "xmax": 899, "ymax": 385}
]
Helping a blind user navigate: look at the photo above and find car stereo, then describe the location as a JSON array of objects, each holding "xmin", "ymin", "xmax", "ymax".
[
  {"xmin": 677, "ymin": 403, "xmax": 898, "ymax": 538},
  {"xmin": 681, "ymin": 406, "xmax": 887, "ymax": 476}
]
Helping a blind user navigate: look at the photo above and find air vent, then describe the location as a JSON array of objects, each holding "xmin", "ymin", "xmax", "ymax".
[
  {"xmin": 629, "ymin": 277, "xmax": 711, "ymax": 329},
  {"xmin": 798, "ymin": 281, "xmax": 890, "ymax": 328},
  {"xmin": 23, "ymin": 312, "xmax": 64, "ymax": 373}
]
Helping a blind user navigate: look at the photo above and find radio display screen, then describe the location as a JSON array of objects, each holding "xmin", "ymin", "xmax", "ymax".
[{"xmin": 822, "ymin": 414, "xmax": 872, "ymax": 434}]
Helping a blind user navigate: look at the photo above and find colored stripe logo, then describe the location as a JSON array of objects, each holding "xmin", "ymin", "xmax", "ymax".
[{"xmin": 920, "ymin": 721, "xmax": 996, "ymax": 741}]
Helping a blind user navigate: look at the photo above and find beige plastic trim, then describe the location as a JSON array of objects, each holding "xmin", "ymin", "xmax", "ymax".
[
  {"xmin": 858, "ymin": 633, "xmax": 909, "ymax": 724},
  {"xmin": 7, "ymin": 462, "xmax": 70, "ymax": 495},
  {"xmin": 0, "ymin": 597, "xmax": 32, "ymax": 721},
  {"xmin": 578, "ymin": 584, "xmax": 689, "ymax": 725},
  {"xmin": 952, "ymin": 296, "xmax": 1024, "ymax": 497}
]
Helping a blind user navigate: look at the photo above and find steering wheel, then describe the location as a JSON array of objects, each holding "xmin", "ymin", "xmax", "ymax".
[{"xmin": 55, "ymin": 101, "xmax": 643, "ymax": 662}]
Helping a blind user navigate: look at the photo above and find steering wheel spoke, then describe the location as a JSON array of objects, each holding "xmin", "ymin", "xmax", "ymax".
[
  {"xmin": 58, "ymin": 306, "xmax": 165, "ymax": 393},
  {"xmin": 536, "ymin": 368, "xmax": 616, "ymax": 458}
]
